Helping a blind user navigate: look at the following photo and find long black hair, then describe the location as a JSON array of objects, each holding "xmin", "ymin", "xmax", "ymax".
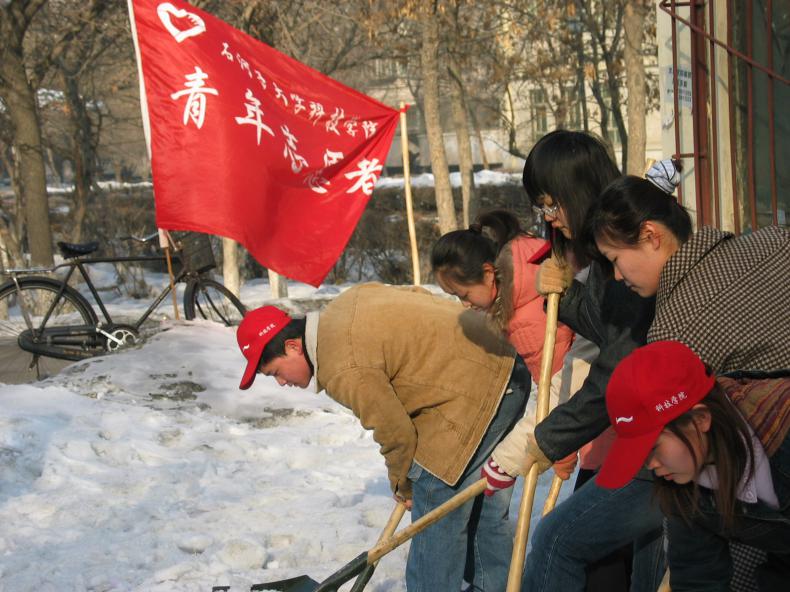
[
  {"xmin": 653, "ymin": 382, "xmax": 755, "ymax": 531},
  {"xmin": 586, "ymin": 175, "xmax": 693, "ymax": 248},
  {"xmin": 431, "ymin": 209, "xmax": 524, "ymax": 285},
  {"xmin": 522, "ymin": 130, "xmax": 621, "ymax": 265}
]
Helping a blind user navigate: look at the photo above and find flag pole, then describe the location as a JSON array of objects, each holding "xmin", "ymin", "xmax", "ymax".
[
  {"xmin": 127, "ymin": 0, "xmax": 179, "ymax": 319},
  {"xmin": 399, "ymin": 102, "xmax": 421, "ymax": 286}
]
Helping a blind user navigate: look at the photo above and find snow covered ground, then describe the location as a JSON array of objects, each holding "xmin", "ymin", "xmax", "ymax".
[{"xmin": 0, "ymin": 280, "xmax": 573, "ymax": 592}]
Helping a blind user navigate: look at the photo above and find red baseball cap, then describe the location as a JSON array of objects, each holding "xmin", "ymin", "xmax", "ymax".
[
  {"xmin": 596, "ymin": 341, "xmax": 715, "ymax": 489},
  {"xmin": 237, "ymin": 306, "xmax": 292, "ymax": 390}
]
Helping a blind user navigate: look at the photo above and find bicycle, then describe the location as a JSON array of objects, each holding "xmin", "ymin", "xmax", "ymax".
[{"xmin": 0, "ymin": 231, "xmax": 246, "ymax": 375}]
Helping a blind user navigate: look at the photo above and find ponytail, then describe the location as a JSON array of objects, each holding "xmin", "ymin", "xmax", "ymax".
[
  {"xmin": 431, "ymin": 209, "xmax": 523, "ymax": 285},
  {"xmin": 586, "ymin": 175, "xmax": 693, "ymax": 248}
]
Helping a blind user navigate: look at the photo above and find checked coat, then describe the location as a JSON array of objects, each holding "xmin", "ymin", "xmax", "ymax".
[
  {"xmin": 648, "ymin": 225, "xmax": 790, "ymax": 373},
  {"xmin": 649, "ymin": 226, "xmax": 789, "ymax": 592}
]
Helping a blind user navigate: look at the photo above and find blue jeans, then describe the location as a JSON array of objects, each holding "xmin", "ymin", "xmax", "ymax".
[
  {"xmin": 521, "ymin": 476, "xmax": 665, "ymax": 592},
  {"xmin": 405, "ymin": 357, "xmax": 530, "ymax": 591}
]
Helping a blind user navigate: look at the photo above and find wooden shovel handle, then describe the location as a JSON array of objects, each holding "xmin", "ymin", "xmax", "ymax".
[
  {"xmin": 542, "ymin": 474, "xmax": 564, "ymax": 516},
  {"xmin": 367, "ymin": 478, "xmax": 488, "ymax": 563},
  {"xmin": 506, "ymin": 292, "xmax": 561, "ymax": 591},
  {"xmin": 349, "ymin": 503, "xmax": 407, "ymax": 592},
  {"xmin": 380, "ymin": 502, "xmax": 408, "ymax": 541}
]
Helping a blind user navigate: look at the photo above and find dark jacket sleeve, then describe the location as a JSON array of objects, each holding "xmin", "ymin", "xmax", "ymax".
[
  {"xmin": 534, "ymin": 339, "xmax": 621, "ymax": 459},
  {"xmin": 666, "ymin": 514, "xmax": 732, "ymax": 591},
  {"xmin": 535, "ymin": 266, "xmax": 655, "ymax": 460},
  {"xmin": 555, "ymin": 280, "xmax": 603, "ymax": 344}
]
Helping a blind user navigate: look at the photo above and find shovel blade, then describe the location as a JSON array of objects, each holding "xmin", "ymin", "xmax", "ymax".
[
  {"xmin": 247, "ymin": 552, "xmax": 369, "ymax": 592},
  {"xmin": 249, "ymin": 575, "xmax": 321, "ymax": 592}
]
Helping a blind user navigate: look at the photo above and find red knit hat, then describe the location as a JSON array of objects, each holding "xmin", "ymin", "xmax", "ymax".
[
  {"xmin": 596, "ymin": 341, "xmax": 716, "ymax": 489},
  {"xmin": 237, "ymin": 306, "xmax": 292, "ymax": 390}
]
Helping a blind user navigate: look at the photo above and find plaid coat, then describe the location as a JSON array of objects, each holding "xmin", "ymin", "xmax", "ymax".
[{"xmin": 648, "ymin": 225, "xmax": 790, "ymax": 373}]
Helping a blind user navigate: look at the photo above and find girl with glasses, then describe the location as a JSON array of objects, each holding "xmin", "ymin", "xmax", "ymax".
[{"xmin": 518, "ymin": 130, "xmax": 663, "ymax": 592}]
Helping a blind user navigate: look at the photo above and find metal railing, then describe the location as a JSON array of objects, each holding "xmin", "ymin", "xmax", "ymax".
[{"xmin": 660, "ymin": 0, "xmax": 789, "ymax": 233}]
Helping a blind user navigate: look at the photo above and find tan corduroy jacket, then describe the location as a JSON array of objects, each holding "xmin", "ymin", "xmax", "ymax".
[{"xmin": 310, "ymin": 283, "xmax": 515, "ymax": 497}]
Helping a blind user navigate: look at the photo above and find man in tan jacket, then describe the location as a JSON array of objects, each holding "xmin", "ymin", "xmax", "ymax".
[{"xmin": 237, "ymin": 283, "xmax": 530, "ymax": 591}]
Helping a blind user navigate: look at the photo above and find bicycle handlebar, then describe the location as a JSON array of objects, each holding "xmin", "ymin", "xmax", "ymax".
[{"xmin": 118, "ymin": 231, "xmax": 159, "ymax": 244}]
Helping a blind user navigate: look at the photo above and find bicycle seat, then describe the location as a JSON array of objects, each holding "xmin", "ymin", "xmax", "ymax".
[{"xmin": 57, "ymin": 241, "xmax": 100, "ymax": 259}]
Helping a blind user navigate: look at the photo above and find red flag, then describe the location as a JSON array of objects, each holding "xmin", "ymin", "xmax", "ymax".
[{"xmin": 128, "ymin": 0, "xmax": 400, "ymax": 286}]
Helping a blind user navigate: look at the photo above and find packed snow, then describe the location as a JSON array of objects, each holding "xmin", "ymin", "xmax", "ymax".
[
  {"xmin": 374, "ymin": 169, "xmax": 522, "ymax": 190},
  {"xmin": 0, "ymin": 279, "xmax": 573, "ymax": 592}
]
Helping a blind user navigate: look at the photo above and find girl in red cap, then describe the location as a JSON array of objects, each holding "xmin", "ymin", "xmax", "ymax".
[
  {"xmin": 583, "ymin": 166, "xmax": 789, "ymax": 590},
  {"xmin": 431, "ymin": 209, "xmax": 586, "ymax": 490},
  {"xmin": 599, "ymin": 340, "xmax": 790, "ymax": 591}
]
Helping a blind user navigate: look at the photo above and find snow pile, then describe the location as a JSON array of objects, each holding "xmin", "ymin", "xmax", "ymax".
[
  {"xmin": 375, "ymin": 170, "xmax": 522, "ymax": 190},
  {"xmin": 0, "ymin": 306, "xmax": 570, "ymax": 591}
]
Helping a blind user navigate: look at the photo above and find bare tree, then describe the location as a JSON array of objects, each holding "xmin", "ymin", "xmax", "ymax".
[
  {"xmin": 0, "ymin": 0, "xmax": 52, "ymax": 266},
  {"xmin": 448, "ymin": 64, "xmax": 476, "ymax": 227},
  {"xmin": 624, "ymin": 0, "xmax": 651, "ymax": 174},
  {"xmin": 46, "ymin": 7, "xmax": 115, "ymax": 242},
  {"xmin": 0, "ymin": 0, "xmax": 106, "ymax": 264},
  {"xmin": 418, "ymin": 1, "xmax": 456, "ymax": 234},
  {"xmin": 445, "ymin": 1, "xmax": 483, "ymax": 227}
]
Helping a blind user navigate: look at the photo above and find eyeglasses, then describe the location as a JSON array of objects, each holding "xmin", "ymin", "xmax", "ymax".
[{"xmin": 532, "ymin": 202, "xmax": 560, "ymax": 218}]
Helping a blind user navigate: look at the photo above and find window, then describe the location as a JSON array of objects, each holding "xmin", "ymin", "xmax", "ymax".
[{"xmin": 530, "ymin": 89, "xmax": 548, "ymax": 139}]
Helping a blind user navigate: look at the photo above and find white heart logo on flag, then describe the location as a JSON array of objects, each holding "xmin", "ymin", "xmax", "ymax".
[{"xmin": 157, "ymin": 2, "xmax": 206, "ymax": 43}]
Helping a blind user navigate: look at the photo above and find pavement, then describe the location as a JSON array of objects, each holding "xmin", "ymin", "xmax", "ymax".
[{"xmin": 0, "ymin": 336, "xmax": 73, "ymax": 384}]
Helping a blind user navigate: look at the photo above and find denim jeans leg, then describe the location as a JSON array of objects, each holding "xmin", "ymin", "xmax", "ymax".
[
  {"xmin": 464, "ymin": 474, "xmax": 516, "ymax": 591},
  {"xmin": 521, "ymin": 477, "xmax": 664, "ymax": 592},
  {"xmin": 406, "ymin": 357, "xmax": 530, "ymax": 592},
  {"xmin": 463, "ymin": 360, "xmax": 529, "ymax": 590},
  {"xmin": 406, "ymin": 463, "xmax": 475, "ymax": 591},
  {"xmin": 631, "ymin": 523, "xmax": 666, "ymax": 592}
]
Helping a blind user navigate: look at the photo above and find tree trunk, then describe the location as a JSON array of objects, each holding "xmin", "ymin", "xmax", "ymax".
[
  {"xmin": 419, "ymin": 5, "xmax": 456, "ymax": 234},
  {"xmin": 268, "ymin": 269, "xmax": 288, "ymax": 298},
  {"xmin": 448, "ymin": 65, "xmax": 477, "ymax": 227},
  {"xmin": 589, "ymin": 42, "xmax": 611, "ymax": 144},
  {"xmin": 62, "ymin": 73, "xmax": 94, "ymax": 243},
  {"xmin": 505, "ymin": 84, "xmax": 527, "ymax": 160},
  {"xmin": 0, "ymin": 49, "xmax": 53, "ymax": 266},
  {"xmin": 624, "ymin": 0, "xmax": 649, "ymax": 175},
  {"xmin": 468, "ymin": 107, "xmax": 489, "ymax": 170},
  {"xmin": 0, "ymin": 215, "xmax": 23, "ymax": 269},
  {"xmin": 222, "ymin": 237, "xmax": 241, "ymax": 296},
  {"xmin": 609, "ymin": 75, "xmax": 629, "ymax": 174}
]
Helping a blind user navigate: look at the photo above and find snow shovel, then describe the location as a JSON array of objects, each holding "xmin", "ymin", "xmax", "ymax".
[
  {"xmin": 241, "ymin": 477, "xmax": 489, "ymax": 592},
  {"xmin": 506, "ymin": 292, "xmax": 562, "ymax": 591},
  {"xmin": 348, "ymin": 501, "xmax": 407, "ymax": 592},
  {"xmin": 212, "ymin": 503, "xmax": 405, "ymax": 592}
]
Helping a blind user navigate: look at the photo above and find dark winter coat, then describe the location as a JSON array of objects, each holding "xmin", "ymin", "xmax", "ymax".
[{"xmin": 534, "ymin": 260, "xmax": 655, "ymax": 461}]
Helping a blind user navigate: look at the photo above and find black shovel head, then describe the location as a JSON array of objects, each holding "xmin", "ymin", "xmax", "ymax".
[
  {"xmin": 244, "ymin": 552, "xmax": 369, "ymax": 592},
  {"xmin": 211, "ymin": 575, "xmax": 319, "ymax": 592},
  {"xmin": 250, "ymin": 575, "xmax": 320, "ymax": 592}
]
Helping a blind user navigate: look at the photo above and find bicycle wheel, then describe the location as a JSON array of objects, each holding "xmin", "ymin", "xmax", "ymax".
[
  {"xmin": 0, "ymin": 276, "xmax": 99, "ymax": 380},
  {"xmin": 183, "ymin": 278, "xmax": 246, "ymax": 326}
]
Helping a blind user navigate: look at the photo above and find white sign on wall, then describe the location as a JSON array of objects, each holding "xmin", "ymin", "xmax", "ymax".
[{"xmin": 664, "ymin": 65, "xmax": 693, "ymax": 109}]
